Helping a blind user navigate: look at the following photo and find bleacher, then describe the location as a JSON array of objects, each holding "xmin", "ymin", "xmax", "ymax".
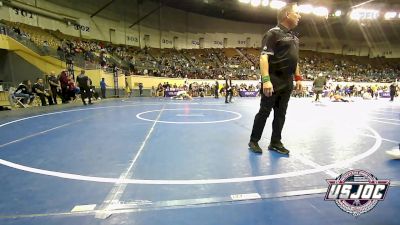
[{"xmin": 1, "ymin": 20, "xmax": 399, "ymax": 83}]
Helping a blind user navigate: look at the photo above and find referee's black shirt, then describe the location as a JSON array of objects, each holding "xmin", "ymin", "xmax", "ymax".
[
  {"xmin": 76, "ymin": 74, "xmax": 89, "ymax": 89},
  {"xmin": 260, "ymin": 24, "xmax": 299, "ymax": 91}
]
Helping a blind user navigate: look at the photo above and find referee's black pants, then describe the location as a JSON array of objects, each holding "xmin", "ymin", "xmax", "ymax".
[
  {"xmin": 390, "ymin": 91, "xmax": 395, "ymax": 101},
  {"xmin": 250, "ymin": 87, "xmax": 292, "ymax": 145},
  {"xmin": 225, "ymin": 89, "xmax": 233, "ymax": 103},
  {"xmin": 80, "ymin": 86, "xmax": 92, "ymax": 104}
]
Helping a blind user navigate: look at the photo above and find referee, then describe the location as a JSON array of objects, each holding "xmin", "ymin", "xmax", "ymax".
[
  {"xmin": 76, "ymin": 70, "xmax": 93, "ymax": 105},
  {"xmin": 249, "ymin": 3, "xmax": 302, "ymax": 154},
  {"xmin": 225, "ymin": 74, "xmax": 233, "ymax": 103}
]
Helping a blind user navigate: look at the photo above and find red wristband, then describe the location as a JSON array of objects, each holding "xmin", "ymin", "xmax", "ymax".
[{"xmin": 294, "ymin": 74, "xmax": 302, "ymax": 81}]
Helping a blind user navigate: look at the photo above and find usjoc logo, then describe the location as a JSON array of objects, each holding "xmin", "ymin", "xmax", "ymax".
[{"xmin": 325, "ymin": 170, "xmax": 390, "ymax": 216}]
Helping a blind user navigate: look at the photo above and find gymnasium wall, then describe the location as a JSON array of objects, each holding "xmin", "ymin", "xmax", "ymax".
[
  {"xmin": 0, "ymin": 0, "xmax": 264, "ymax": 49},
  {"xmin": 0, "ymin": 0, "xmax": 399, "ymax": 57},
  {"xmin": 0, "ymin": 49, "xmax": 43, "ymax": 84}
]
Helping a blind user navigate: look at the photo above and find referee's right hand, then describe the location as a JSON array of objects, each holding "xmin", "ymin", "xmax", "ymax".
[{"xmin": 263, "ymin": 81, "xmax": 274, "ymax": 97}]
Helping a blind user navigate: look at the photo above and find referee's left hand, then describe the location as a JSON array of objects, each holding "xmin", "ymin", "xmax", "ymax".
[{"xmin": 295, "ymin": 80, "xmax": 303, "ymax": 92}]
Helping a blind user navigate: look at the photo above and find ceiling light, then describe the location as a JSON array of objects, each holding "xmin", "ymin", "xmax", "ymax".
[
  {"xmin": 334, "ymin": 10, "xmax": 342, "ymax": 17},
  {"xmin": 350, "ymin": 9, "xmax": 379, "ymax": 20},
  {"xmin": 350, "ymin": 10, "xmax": 362, "ymax": 20},
  {"xmin": 251, "ymin": 0, "xmax": 261, "ymax": 7},
  {"xmin": 384, "ymin": 12, "xmax": 397, "ymax": 20},
  {"xmin": 313, "ymin": 6, "xmax": 329, "ymax": 17},
  {"xmin": 262, "ymin": 0, "xmax": 269, "ymax": 7},
  {"xmin": 239, "ymin": 0, "xmax": 251, "ymax": 3},
  {"xmin": 298, "ymin": 4, "xmax": 313, "ymax": 14},
  {"xmin": 270, "ymin": 0, "xmax": 286, "ymax": 9}
]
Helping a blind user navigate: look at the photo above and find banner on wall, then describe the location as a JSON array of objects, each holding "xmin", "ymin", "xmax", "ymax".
[
  {"xmin": 239, "ymin": 91, "xmax": 259, "ymax": 97},
  {"xmin": 165, "ymin": 90, "xmax": 179, "ymax": 97},
  {"xmin": 380, "ymin": 91, "xmax": 390, "ymax": 98}
]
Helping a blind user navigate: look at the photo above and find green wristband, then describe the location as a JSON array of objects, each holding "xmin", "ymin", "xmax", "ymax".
[{"xmin": 262, "ymin": 76, "xmax": 271, "ymax": 83}]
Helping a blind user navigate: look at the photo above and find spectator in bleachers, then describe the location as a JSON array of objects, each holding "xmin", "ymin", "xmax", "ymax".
[
  {"xmin": 100, "ymin": 51, "xmax": 107, "ymax": 68},
  {"xmin": 56, "ymin": 46, "xmax": 64, "ymax": 59},
  {"xmin": 3, "ymin": 21, "xmax": 400, "ymax": 85},
  {"xmin": 42, "ymin": 41, "xmax": 49, "ymax": 54},
  {"xmin": 0, "ymin": 26, "xmax": 6, "ymax": 35}
]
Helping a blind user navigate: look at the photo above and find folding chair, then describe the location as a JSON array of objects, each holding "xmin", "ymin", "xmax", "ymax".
[{"xmin": 8, "ymin": 87, "xmax": 28, "ymax": 108}]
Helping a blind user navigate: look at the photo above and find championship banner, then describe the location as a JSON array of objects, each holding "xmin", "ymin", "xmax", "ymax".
[
  {"xmin": 165, "ymin": 90, "xmax": 179, "ymax": 97},
  {"xmin": 239, "ymin": 91, "xmax": 258, "ymax": 97},
  {"xmin": 379, "ymin": 91, "xmax": 390, "ymax": 98}
]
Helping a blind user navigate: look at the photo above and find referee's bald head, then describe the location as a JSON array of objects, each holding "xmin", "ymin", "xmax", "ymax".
[{"xmin": 277, "ymin": 3, "xmax": 297, "ymax": 24}]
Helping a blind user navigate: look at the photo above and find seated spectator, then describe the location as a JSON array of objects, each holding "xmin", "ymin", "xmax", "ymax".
[
  {"xmin": 32, "ymin": 78, "xmax": 53, "ymax": 106},
  {"xmin": 14, "ymin": 80, "xmax": 35, "ymax": 104},
  {"xmin": 43, "ymin": 41, "xmax": 49, "ymax": 54},
  {"xmin": 57, "ymin": 46, "xmax": 64, "ymax": 59}
]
